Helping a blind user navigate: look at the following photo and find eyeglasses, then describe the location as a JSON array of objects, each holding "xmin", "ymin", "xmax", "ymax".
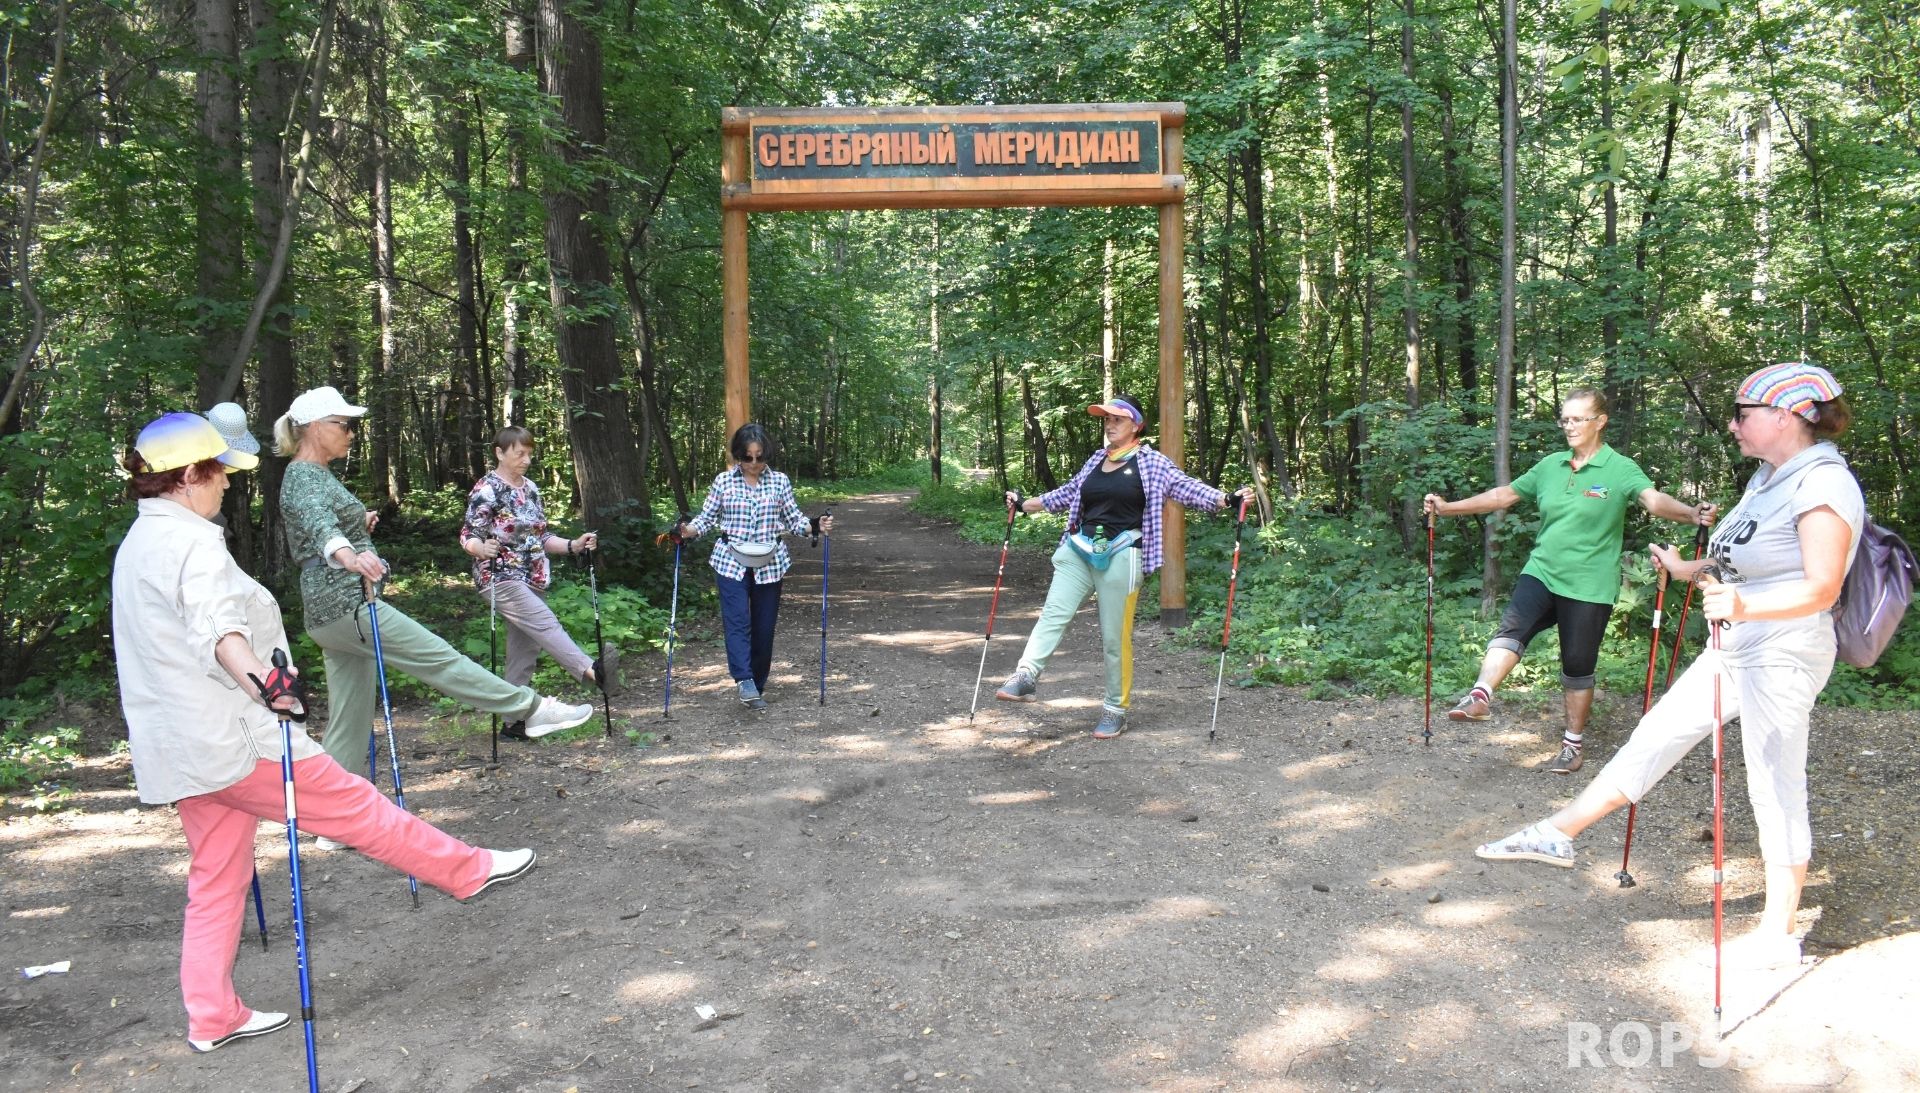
[
  {"xmin": 1557, "ymin": 415, "xmax": 1599, "ymax": 428},
  {"xmin": 1731, "ymin": 403, "xmax": 1775, "ymax": 424}
]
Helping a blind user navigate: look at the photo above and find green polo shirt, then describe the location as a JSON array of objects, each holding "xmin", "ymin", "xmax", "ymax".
[{"xmin": 1508, "ymin": 444, "xmax": 1654, "ymax": 605}]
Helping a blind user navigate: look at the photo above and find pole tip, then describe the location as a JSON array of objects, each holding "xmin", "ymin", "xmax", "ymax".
[{"xmin": 1615, "ymin": 871, "xmax": 1637, "ymax": 889}]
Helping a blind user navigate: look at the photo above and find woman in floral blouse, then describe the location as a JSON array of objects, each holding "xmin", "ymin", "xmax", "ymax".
[
  {"xmin": 673, "ymin": 424, "xmax": 833, "ymax": 710},
  {"xmin": 460, "ymin": 426, "xmax": 616, "ymax": 738}
]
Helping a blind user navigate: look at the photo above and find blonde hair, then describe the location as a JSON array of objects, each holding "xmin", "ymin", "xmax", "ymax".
[{"xmin": 272, "ymin": 413, "xmax": 306, "ymax": 456}]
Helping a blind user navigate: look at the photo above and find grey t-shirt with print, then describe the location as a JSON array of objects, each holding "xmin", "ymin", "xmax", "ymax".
[{"xmin": 1706, "ymin": 441, "xmax": 1865, "ymax": 669}]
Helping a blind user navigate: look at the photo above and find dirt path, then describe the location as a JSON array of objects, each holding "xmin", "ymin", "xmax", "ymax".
[{"xmin": 3, "ymin": 489, "xmax": 1916, "ymax": 1091}]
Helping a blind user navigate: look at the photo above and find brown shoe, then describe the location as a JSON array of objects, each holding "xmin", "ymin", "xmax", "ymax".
[
  {"xmin": 1547, "ymin": 743, "xmax": 1584, "ymax": 774},
  {"xmin": 1447, "ymin": 693, "xmax": 1491, "ymax": 721}
]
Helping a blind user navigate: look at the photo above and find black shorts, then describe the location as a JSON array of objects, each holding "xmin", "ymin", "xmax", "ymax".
[{"xmin": 1489, "ymin": 574, "xmax": 1613, "ymax": 690}]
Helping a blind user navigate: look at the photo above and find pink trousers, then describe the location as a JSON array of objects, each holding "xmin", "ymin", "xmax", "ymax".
[{"xmin": 173, "ymin": 755, "xmax": 492, "ymax": 1042}]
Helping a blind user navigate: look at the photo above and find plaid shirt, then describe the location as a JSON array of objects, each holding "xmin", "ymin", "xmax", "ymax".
[
  {"xmin": 1037, "ymin": 444, "xmax": 1225, "ymax": 575},
  {"xmin": 688, "ymin": 466, "xmax": 812, "ymax": 584}
]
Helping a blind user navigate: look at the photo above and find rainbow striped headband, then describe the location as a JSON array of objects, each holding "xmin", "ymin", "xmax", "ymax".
[{"xmin": 1737, "ymin": 363, "xmax": 1842, "ymax": 422}]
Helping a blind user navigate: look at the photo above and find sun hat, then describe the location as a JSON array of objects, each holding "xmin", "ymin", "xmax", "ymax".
[
  {"xmin": 135, "ymin": 412, "xmax": 259, "ymax": 473},
  {"xmin": 286, "ymin": 385, "xmax": 369, "ymax": 426},
  {"xmin": 1087, "ymin": 397, "xmax": 1143, "ymax": 426},
  {"xmin": 204, "ymin": 402, "xmax": 261, "ymax": 455},
  {"xmin": 1737, "ymin": 363, "xmax": 1843, "ymax": 422}
]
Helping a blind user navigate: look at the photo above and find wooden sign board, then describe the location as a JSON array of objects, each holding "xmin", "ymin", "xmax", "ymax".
[{"xmin": 721, "ymin": 104, "xmax": 1183, "ymax": 211}]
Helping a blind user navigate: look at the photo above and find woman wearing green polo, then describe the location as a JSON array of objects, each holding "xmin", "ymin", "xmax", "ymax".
[{"xmin": 1424, "ymin": 388, "xmax": 1713, "ymax": 773}]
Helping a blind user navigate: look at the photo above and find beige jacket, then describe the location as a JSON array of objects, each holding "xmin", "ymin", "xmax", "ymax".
[{"xmin": 112, "ymin": 498, "xmax": 322, "ymax": 804}]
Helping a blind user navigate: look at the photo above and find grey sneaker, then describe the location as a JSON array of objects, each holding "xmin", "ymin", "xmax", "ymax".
[
  {"xmin": 1476, "ymin": 822, "xmax": 1575, "ymax": 868},
  {"xmin": 1091, "ymin": 708, "xmax": 1127, "ymax": 740},
  {"xmin": 738, "ymin": 679, "xmax": 768, "ymax": 710},
  {"xmin": 995, "ymin": 667, "xmax": 1037, "ymax": 702},
  {"xmin": 525, "ymin": 696, "xmax": 594, "ymax": 738},
  {"xmin": 1547, "ymin": 743, "xmax": 1585, "ymax": 774},
  {"xmin": 1448, "ymin": 692, "xmax": 1492, "ymax": 721}
]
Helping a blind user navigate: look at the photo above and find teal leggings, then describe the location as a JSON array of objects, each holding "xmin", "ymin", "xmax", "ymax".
[{"xmin": 1015, "ymin": 540, "xmax": 1144, "ymax": 712}]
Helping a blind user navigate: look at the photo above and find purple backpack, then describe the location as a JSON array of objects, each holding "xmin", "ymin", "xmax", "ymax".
[{"xmin": 1835, "ymin": 520, "xmax": 1915, "ymax": 668}]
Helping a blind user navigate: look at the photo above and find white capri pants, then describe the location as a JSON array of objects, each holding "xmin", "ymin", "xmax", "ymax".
[{"xmin": 1594, "ymin": 648, "xmax": 1832, "ymax": 866}]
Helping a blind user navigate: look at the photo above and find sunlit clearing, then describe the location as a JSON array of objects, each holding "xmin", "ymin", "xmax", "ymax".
[
  {"xmin": 970, "ymin": 789, "xmax": 1053, "ymax": 806},
  {"xmin": 857, "ymin": 629, "xmax": 978, "ymax": 654},
  {"xmin": 620, "ymin": 970, "xmax": 701, "ymax": 1006},
  {"xmin": 22, "ymin": 830, "xmax": 176, "ymax": 863},
  {"xmin": 1051, "ymin": 695, "xmax": 1102, "ymax": 710},
  {"xmin": 1489, "ymin": 730, "xmax": 1543, "ymax": 746},
  {"xmin": 822, "ymin": 734, "xmax": 890, "ymax": 753},
  {"xmin": 776, "ymin": 786, "xmax": 831, "ymax": 805},
  {"xmin": 1070, "ymin": 895, "xmax": 1224, "ymax": 949},
  {"xmin": 1280, "ymin": 752, "xmax": 1355, "ymax": 780},
  {"xmin": 9, "ymin": 905, "xmax": 69, "ymax": 919},
  {"xmin": 925, "ymin": 723, "xmax": 988, "ymax": 748},
  {"xmin": 1136, "ymin": 798, "xmax": 1190, "ymax": 817},
  {"xmin": 1390, "ymin": 999, "xmax": 1480, "ymax": 1050},
  {"xmin": 1377, "ymin": 860, "xmax": 1452, "ymax": 888},
  {"xmin": 1422, "ymin": 899, "xmax": 1512, "ymax": 927},
  {"xmin": 637, "ymin": 746, "xmax": 762, "ymax": 767},
  {"xmin": 1233, "ymin": 1002, "xmax": 1369, "ymax": 1072},
  {"xmin": 1278, "ymin": 797, "xmax": 1371, "ymax": 841}
]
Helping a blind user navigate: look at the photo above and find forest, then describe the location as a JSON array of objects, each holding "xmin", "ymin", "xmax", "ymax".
[{"xmin": 3, "ymin": 0, "xmax": 1918, "ymax": 784}]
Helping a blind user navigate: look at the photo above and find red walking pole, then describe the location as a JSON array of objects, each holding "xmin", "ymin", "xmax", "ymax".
[
  {"xmin": 1664, "ymin": 522, "xmax": 1713, "ymax": 688},
  {"xmin": 1424, "ymin": 508, "xmax": 1436, "ymax": 747},
  {"xmin": 968, "ymin": 499, "xmax": 1020, "ymax": 721},
  {"xmin": 1706, "ymin": 574, "xmax": 1727, "ymax": 1037},
  {"xmin": 1209, "ymin": 494, "xmax": 1253, "ymax": 743},
  {"xmin": 1617, "ymin": 558, "xmax": 1671, "ymax": 888}
]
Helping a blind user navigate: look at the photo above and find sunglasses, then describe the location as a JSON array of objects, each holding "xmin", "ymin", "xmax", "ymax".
[
  {"xmin": 1731, "ymin": 403, "xmax": 1775, "ymax": 424},
  {"xmin": 323, "ymin": 417, "xmax": 357, "ymax": 431},
  {"xmin": 740, "ymin": 452, "xmax": 767, "ymax": 464}
]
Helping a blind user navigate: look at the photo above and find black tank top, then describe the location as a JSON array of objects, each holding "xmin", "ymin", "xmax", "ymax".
[{"xmin": 1079, "ymin": 458, "xmax": 1146, "ymax": 536}]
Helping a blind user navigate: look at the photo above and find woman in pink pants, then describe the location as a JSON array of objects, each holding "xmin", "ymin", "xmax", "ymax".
[{"xmin": 111, "ymin": 413, "xmax": 536, "ymax": 1054}]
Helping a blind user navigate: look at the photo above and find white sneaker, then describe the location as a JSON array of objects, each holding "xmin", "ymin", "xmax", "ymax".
[
  {"xmin": 461, "ymin": 848, "xmax": 536, "ymax": 901},
  {"xmin": 524, "ymin": 696, "xmax": 593, "ymax": 738},
  {"xmin": 188, "ymin": 1009, "xmax": 289, "ymax": 1053},
  {"xmin": 1475, "ymin": 821, "xmax": 1576, "ymax": 868},
  {"xmin": 313, "ymin": 835, "xmax": 346, "ymax": 851}
]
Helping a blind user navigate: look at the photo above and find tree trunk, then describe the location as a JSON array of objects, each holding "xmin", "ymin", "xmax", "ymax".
[
  {"xmin": 536, "ymin": 0, "xmax": 648, "ymax": 529},
  {"xmin": 1398, "ymin": 0, "xmax": 1424, "ymax": 540},
  {"xmin": 1598, "ymin": 10, "xmax": 1628, "ymax": 446},
  {"xmin": 1439, "ymin": 82, "xmax": 1477, "ymax": 402},
  {"xmin": 449, "ymin": 96, "xmax": 485, "ymax": 483},
  {"xmin": 1488, "ymin": 0, "xmax": 1519, "ymax": 616},
  {"xmin": 928, "ymin": 215, "xmax": 943, "ymax": 484},
  {"xmin": 1101, "ymin": 237, "xmax": 1117, "ymax": 401},
  {"xmin": 366, "ymin": 0, "xmax": 404, "ymax": 505},
  {"xmin": 194, "ymin": 0, "xmax": 244, "ymax": 407},
  {"xmin": 501, "ymin": 3, "xmax": 535, "ymax": 426},
  {"xmin": 1020, "ymin": 370, "xmax": 1057, "ymax": 492},
  {"xmin": 240, "ymin": 0, "xmax": 298, "ymax": 576}
]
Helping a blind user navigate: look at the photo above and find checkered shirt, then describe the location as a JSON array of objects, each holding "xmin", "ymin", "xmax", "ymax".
[{"xmin": 688, "ymin": 466, "xmax": 813, "ymax": 584}]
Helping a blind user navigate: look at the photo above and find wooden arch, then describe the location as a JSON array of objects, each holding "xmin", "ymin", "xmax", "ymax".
[{"xmin": 720, "ymin": 103, "xmax": 1195, "ymax": 623}]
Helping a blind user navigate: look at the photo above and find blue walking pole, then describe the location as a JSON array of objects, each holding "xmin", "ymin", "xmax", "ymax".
[
  {"xmin": 252, "ymin": 649, "xmax": 319, "ymax": 1093},
  {"xmin": 250, "ymin": 871, "xmax": 268, "ymax": 951},
  {"xmin": 817, "ymin": 510, "xmax": 832, "ymax": 707},
  {"xmin": 363, "ymin": 595, "xmax": 421, "ymax": 908}
]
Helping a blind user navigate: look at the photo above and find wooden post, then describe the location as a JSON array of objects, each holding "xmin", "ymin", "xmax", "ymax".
[
  {"xmin": 722, "ymin": 129, "xmax": 750, "ymax": 439},
  {"xmin": 1157, "ymin": 121, "xmax": 1188, "ymax": 627}
]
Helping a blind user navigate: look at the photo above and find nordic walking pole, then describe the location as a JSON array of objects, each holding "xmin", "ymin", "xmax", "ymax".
[
  {"xmin": 250, "ymin": 870, "xmax": 268, "ymax": 951},
  {"xmin": 585, "ymin": 545, "xmax": 612, "ymax": 737},
  {"xmin": 363, "ymin": 588, "xmax": 420, "ymax": 908},
  {"xmin": 662, "ymin": 517, "xmax": 687, "ymax": 719},
  {"xmin": 487, "ymin": 571, "xmax": 499, "ymax": 766},
  {"xmin": 250, "ymin": 649, "xmax": 319, "ymax": 1093},
  {"xmin": 1618, "ymin": 555, "xmax": 1673, "ymax": 889},
  {"xmin": 1664, "ymin": 521, "xmax": 1713, "ymax": 688},
  {"xmin": 817, "ymin": 508, "xmax": 832, "ymax": 707},
  {"xmin": 1703, "ymin": 568, "xmax": 1727, "ymax": 1037},
  {"xmin": 968, "ymin": 496, "xmax": 1021, "ymax": 721},
  {"xmin": 1210, "ymin": 493, "xmax": 1253, "ymax": 743},
  {"xmin": 1424, "ymin": 506, "xmax": 1436, "ymax": 747}
]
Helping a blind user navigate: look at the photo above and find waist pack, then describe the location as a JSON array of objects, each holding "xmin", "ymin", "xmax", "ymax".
[
  {"xmin": 724, "ymin": 538, "xmax": 779, "ymax": 569},
  {"xmin": 1835, "ymin": 520, "xmax": 1915, "ymax": 668},
  {"xmin": 1067, "ymin": 529, "xmax": 1141, "ymax": 571}
]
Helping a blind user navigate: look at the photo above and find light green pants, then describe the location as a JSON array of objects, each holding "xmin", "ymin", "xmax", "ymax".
[
  {"xmin": 308, "ymin": 600, "xmax": 541, "ymax": 773},
  {"xmin": 1016, "ymin": 539, "xmax": 1144, "ymax": 712}
]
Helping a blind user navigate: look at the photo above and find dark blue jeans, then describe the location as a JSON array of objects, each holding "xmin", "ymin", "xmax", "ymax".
[{"xmin": 717, "ymin": 572, "xmax": 782, "ymax": 691}]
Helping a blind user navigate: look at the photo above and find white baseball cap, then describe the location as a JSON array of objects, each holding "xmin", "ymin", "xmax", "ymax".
[
  {"xmin": 204, "ymin": 402, "xmax": 262, "ymax": 455},
  {"xmin": 287, "ymin": 386, "xmax": 368, "ymax": 426}
]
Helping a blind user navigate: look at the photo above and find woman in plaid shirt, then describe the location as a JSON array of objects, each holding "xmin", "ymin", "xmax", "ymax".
[
  {"xmin": 674, "ymin": 425, "xmax": 832, "ymax": 710},
  {"xmin": 996, "ymin": 394, "xmax": 1250, "ymax": 739}
]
